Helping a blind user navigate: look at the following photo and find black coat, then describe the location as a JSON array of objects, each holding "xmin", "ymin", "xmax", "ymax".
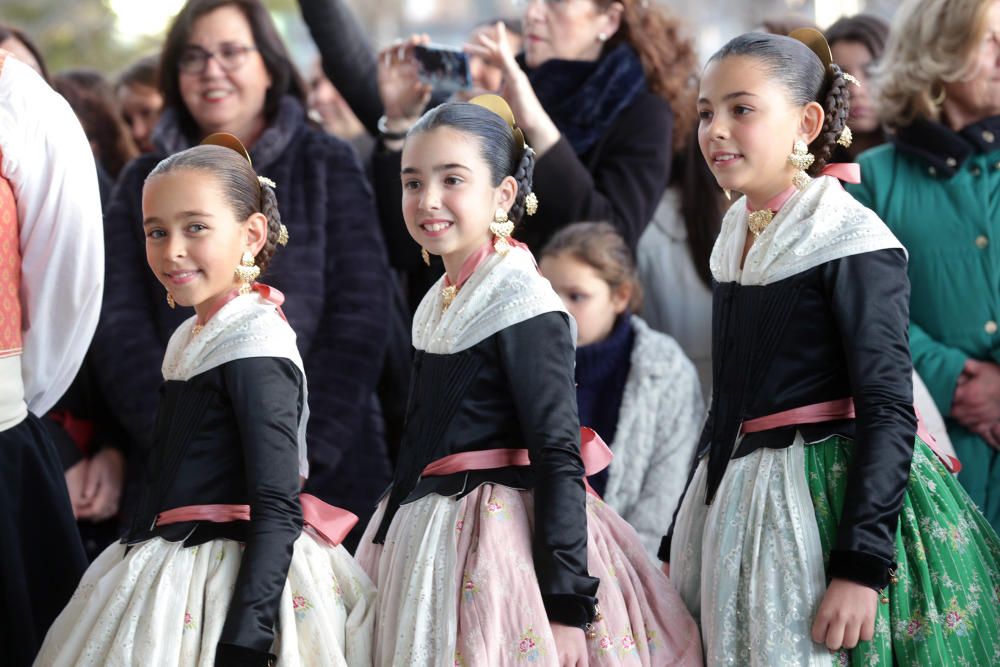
[{"xmin": 91, "ymin": 98, "xmax": 392, "ymax": 541}]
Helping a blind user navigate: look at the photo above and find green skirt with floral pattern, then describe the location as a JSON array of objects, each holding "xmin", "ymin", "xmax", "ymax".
[{"xmin": 806, "ymin": 436, "xmax": 1000, "ymax": 666}]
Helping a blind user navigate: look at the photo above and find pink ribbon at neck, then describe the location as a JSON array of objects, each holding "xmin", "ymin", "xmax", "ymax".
[
  {"xmin": 744, "ymin": 163, "xmax": 862, "ymax": 214},
  {"xmin": 420, "ymin": 426, "xmax": 614, "ymax": 497},
  {"xmin": 196, "ymin": 282, "xmax": 287, "ymax": 327},
  {"xmin": 155, "ymin": 492, "xmax": 358, "ymax": 546},
  {"xmin": 443, "ymin": 237, "xmax": 536, "ymax": 292}
]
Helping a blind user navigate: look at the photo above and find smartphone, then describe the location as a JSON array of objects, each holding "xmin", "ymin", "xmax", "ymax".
[{"xmin": 413, "ymin": 44, "xmax": 472, "ymax": 94}]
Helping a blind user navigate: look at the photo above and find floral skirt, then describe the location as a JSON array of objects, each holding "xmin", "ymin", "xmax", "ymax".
[
  {"xmin": 34, "ymin": 529, "xmax": 376, "ymax": 666},
  {"xmin": 670, "ymin": 435, "xmax": 1000, "ymax": 666},
  {"xmin": 355, "ymin": 484, "xmax": 703, "ymax": 667}
]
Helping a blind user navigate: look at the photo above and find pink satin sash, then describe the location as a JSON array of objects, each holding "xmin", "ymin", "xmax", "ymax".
[
  {"xmin": 420, "ymin": 427, "xmax": 614, "ymax": 497},
  {"xmin": 741, "ymin": 398, "xmax": 960, "ymax": 473},
  {"xmin": 820, "ymin": 162, "xmax": 861, "ymax": 184},
  {"xmin": 155, "ymin": 492, "xmax": 358, "ymax": 546},
  {"xmin": 443, "ymin": 237, "xmax": 537, "ymax": 293},
  {"xmin": 195, "ymin": 283, "xmax": 288, "ymax": 327}
]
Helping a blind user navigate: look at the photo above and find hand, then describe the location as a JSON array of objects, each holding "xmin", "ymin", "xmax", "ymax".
[
  {"xmin": 64, "ymin": 459, "xmax": 89, "ymax": 518},
  {"xmin": 465, "ymin": 22, "xmax": 561, "ymax": 156},
  {"xmin": 952, "ymin": 359, "xmax": 1000, "ymax": 428},
  {"xmin": 661, "ymin": 562, "xmax": 670, "ymax": 577},
  {"xmin": 550, "ymin": 622, "xmax": 589, "ymax": 667},
  {"xmin": 75, "ymin": 448, "xmax": 125, "ymax": 522},
  {"xmin": 377, "ymin": 34, "xmax": 432, "ymax": 127},
  {"xmin": 811, "ymin": 578, "xmax": 877, "ymax": 651}
]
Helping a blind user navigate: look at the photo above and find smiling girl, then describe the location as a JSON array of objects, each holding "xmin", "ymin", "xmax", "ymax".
[
  {"xmin": 355, "ymin": 96, "xmax": 701, "ymax": 667},
  {"xmin": 660, "ymin": 30, "xmax": 1000, "ymax": 666},
  {"xmin": 36, "ymin": 137, "xmax": 375, "ymax": 667}
]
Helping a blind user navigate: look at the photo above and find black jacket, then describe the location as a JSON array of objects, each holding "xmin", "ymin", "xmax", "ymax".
[
  {"xmin": 661, "ymin": 249, "xmax": 917, "ymax": 591},
  {"xmin": 127, "ymin": 357, "xmax": 304, "ymax": 665},
  {"xmin": 377, "ymin": 312, "xmax": 600, "ymax": 628},
  {"xmin": 91, "ymin": 98, "xmax": 391, "ymax": 540}
]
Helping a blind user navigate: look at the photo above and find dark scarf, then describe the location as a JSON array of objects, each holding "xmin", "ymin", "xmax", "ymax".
[
  {"xmin": 575, "ymin": 313, "xmax": 635, "ymax": 496},
  {"xmin": 525, "ymin": 44, "xmax": 647, "ymax": 155},
  {"xmin": 152, "ymin": 96, "xmax": 306, "ymax": 172}
]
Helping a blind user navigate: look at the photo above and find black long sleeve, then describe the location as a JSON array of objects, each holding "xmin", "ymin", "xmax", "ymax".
[
  {"xmin": 296, "ymin": 0, "xmax": 382, "ymax": 135},
  {"xmin": 821, "ymin": 248, "xmax": 916, "ymax": 590},
  {"xmin": 217, "ymin": 358, "xmax": 304, "ymax": 658},
  {"xmin": 497, "ymin": 312, "xmax": 599, "ymax": 627}
]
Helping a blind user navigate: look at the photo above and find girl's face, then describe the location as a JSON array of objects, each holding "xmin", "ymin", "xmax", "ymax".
[
  {"xmin": 539, "ymin": 252, "xmax": 629, "ymax": 346},
  {"xmin": 831, "ymin": 40, "xmax": 878, "ymax": 134},
  {"xmin": 697, "ymin": 55, "xmax": 823, "ymax": 207},
  {"xmin": 178, "ymin": 5, "xmax": 272, "ymax": 142},
  {"xmin": 143, "ymin": 169, "xmax": 265, "ymax": 319},
  {"xmin": 401, "ymin": 126, "xmax": 516, "ymax": 274},
  {"xmin": 522, "ymin": 0, "xmax": 622, "ymax": 68}
]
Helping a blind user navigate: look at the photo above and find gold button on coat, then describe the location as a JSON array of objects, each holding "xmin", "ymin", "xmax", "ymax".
[
  {"xmin": 986, "ymin": 320, "xmax": 998, "ymax": 335},
  {"xmin": 976, "ymin": 235, "xmax": 989, "ymax": 249}
]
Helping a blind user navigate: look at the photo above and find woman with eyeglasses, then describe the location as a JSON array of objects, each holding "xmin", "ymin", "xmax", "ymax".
[{"xmin": 90, "ymin": 0, "xmax": 392, "ymax": 554}]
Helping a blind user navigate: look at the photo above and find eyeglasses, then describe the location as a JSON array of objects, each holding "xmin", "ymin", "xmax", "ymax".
[{"xmin": 178, "ymin": 43, "xmax": 258, "ymax": 75}]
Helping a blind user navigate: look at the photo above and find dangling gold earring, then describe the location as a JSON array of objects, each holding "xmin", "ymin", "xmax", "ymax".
[
  {"xmin": 788, "ymin": 139, "xmax": 815, "ymax": 190},
  {"xmin": 723, "ymin": 189, "xmax": 732, "ymax": 201},
  {"xmin": 837, "ymin": 126, "xmax": 853, "ymax": 148},
  {"xmin": 490, "ymin": 207, "xmax": 514, "ymax": 255},
  {"xmin": 524, "ymin": 192, "xmax": 539, "ymax": 217},
  {"xmin": 235, "ymin": 250, "xmax": 260, "ymax": 295},
  {"xmin": 421, "ymin": 247, "xmax": 431, "ymax": 266},
  {"xmin": 166, "ymin": 292, "xmax": 176, "ymax": 309}
]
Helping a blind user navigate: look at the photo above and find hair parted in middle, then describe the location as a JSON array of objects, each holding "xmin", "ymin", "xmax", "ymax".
[
  {"xmin": 407, "ymin": 101, "xmax": 536, "ymax": 226},
  {"xmin": 159, "ymin": 0, "xmax": 307, "ymax": 139},
  {"xmin": 146, "ymin": 143, "xmax": 285, "ymax": 274},
  {"xmin": 708, "ymin": 32, "xmax": 851, "ymax": 176}
]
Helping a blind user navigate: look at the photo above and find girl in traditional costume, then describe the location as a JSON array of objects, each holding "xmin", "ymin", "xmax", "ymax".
[
  {"xmin": 36, "ymin": 136, "xmax": 374, "ymax": 667},
  {"xmin": 662, "ymin": 29, "xmax": 1000, "ymax": 666},
  {"xmin": 355, "ymin": 95, "xmax": 702, "ymax": 667}
]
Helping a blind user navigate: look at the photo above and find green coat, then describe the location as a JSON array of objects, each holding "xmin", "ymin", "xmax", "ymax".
[{"xmin": 847, "ymin": 117, "xmax": 1000, "ymax": 533}]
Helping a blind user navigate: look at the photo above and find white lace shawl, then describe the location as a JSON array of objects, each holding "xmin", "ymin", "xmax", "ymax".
[
  {"xmin": 412, "ymin": 246, "xmax": 572, "ymax": 354},
  {"xmin": 161, "ymin": 293, "xmax": 310, "ymax": 477},
  {"xmin": 711, "ymin": 176, "xmax": 904, "ymax": 286}
]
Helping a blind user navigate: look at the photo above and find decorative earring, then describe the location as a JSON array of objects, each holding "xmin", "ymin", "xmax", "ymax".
[
  {"xmin": 525, "ymin": 192, "xmax": 539, "ymax": 217},
  {"xmin": 166, "ymin": 292, "xmax": 176, "ymax": 309},
  {"xmin": 235, "ymin": 250, "xmax": 260, "ymax": 295},
  {"xmin": 723, "ymin": 189, "xmax": 732, "ymax": 201},
  {"xmin": 930, "ymin": 83, "xmax": 946, "ymax": 106},
  {"xmin": 788, "ymin": 139, "xmax": 815, "ymax": 190},
  {"xmin": 421, "ymin": 247, "xmax": 431, "ymax": 266},
  {"xmin": 597, "ymin": 32, "xmax": 608, "ymax": 42},
  {"xmin": 490, "ymin": 207, "xmax": 514, "ymax": 255},
  {"xmin": 837, "ymin": 125, "xmax": 853, "ymax": 148}
]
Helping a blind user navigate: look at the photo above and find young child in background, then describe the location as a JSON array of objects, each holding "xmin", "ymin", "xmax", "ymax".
[
  {"xmin": 356, "ymin": 96, "xmax": 702, "ymax": 666},
  {"xmin": 36, "ymin": 136, "xmax": 374, "ymax": 667},
  {"xmin": 540, "ymin": 222, "xmax": 702, "ymax": 561},
  {"xmin": 663, "ymin": 29, "xmax": 1000, "ymax": 665}
]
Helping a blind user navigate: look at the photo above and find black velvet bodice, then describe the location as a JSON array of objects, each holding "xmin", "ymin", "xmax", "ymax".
[
  {"xmin": 376, "ymin": 311, "xmax": 600, "ymax": 627},
  {"xmin": 663, "ymin": 249, "xmax": 918, "ymax": 590},
  {"xmin": 125, "ymin": 357, "xmax": 304, "ymax": 664}
]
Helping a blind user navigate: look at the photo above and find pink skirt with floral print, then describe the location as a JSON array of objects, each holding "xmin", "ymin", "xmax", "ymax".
[{"xmin": 356, "ymin": 484, "xmax": 703, "ymax": 666}]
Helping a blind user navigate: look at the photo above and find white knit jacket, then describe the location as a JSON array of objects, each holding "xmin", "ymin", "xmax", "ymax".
[{"xmin": 601, "ymin": 316, "xmax": 705, "ymax": 562}]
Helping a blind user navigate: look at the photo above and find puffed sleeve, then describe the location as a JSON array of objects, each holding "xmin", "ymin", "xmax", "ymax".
[
  {"xmin": 820, "ymin": 248, "xmax": 917, "ymax": 590},
  {"xmin": 215, "ymin": 357, "xmax": 304, "ymax": 664},
  {"xmin": 496, "ymin": 312, "xmax": 600, "ymax": 628}
]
